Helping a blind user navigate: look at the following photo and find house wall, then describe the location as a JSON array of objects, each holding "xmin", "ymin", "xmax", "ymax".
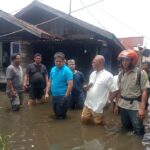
[{"xmin": 20, "ymin": 41, "xmax": 33, "ymax": 71}]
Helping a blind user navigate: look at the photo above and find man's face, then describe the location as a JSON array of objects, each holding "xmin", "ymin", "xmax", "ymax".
[
  {"xmin": 34, "ymin": 56, "xmax": 42, "ymax": 64},
  {"xmin": 142, "ymin": 63, "xmax": 149, "ymax": 71},
  {"xmin": 121, "ymin": 58, "xmax": 131, "ymax": 70},
  {"xmin": 92, "ymin": 58, "xmax": 102, "ymax": 70},
  {"xmin": 14, "ymin": 55, "xmax": 21, "ymax": 66},
  {"xmin": 55, "ymin": 57, "xmax": 64, "ymax": 68},
  {"xmin": 68, "ymin": 62, "xmax": 76, "ymax": 71}
]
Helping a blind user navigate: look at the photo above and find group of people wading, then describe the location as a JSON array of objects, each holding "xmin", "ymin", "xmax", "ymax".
[{"xmin": 6, "ymin": 49, "xmax": 149, "ymax": 136}]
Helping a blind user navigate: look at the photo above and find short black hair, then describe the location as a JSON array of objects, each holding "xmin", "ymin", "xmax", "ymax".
[
  {"xmin": 11, "ymin": 53, "xmax": 20, "ymax": 61},
  {"xmin": 54, "ymin": 52, "xmax": 65, "ymax": 60},
  {"xmin": 34, "ymin": 53, "xmax": 42, "ymax": 58}
]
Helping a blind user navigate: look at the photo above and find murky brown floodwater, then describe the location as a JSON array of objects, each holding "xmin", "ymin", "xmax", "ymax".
[{"xmin": 0, "ymin": 91, "xmax": 148, "ymax": 150}]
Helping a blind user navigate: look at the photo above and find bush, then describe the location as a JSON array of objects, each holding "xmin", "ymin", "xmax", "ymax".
[{"xmin": 0, "ymin": 134, "xmax": 10, "ymax": 150}]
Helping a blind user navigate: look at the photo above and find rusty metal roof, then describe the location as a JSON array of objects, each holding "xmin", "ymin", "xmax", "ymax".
[
  {"xmin": 16, "ymin": 0, "xmax": 124, "ymax": 50},
  {"xmin": 119, "ymin": 36, "xmax": 144, "ymax": 49},
  {"xmin": 0, "ymin": 10, "xmax": 61, "ymax": 40}
]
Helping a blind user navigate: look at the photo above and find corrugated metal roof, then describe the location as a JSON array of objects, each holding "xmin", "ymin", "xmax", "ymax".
[
  {"xmin": 16, "ymin": 0, "xmax": 124, "ymax": 50},
  {"xmin": 0, "ymin": 10, "xmax": 61, "ymax": 40}
]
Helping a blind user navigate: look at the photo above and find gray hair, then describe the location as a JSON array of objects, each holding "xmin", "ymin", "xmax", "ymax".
[
  {"xmin": 95, "ymin": 55, "xmax": 105, "ymax": 64},
  {"xmin": 67, "ymin": 59, "xmax": 75, "ymax": 64}
]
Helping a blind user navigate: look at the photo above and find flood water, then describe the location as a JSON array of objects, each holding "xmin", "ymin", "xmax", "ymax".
[{"xmin": 0, "ymin": 91, "xmax": 149, "ymax": 150}]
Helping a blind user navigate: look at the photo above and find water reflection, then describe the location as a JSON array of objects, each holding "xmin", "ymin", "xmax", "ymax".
[{"xmin": 0, "ymin": 92, "xmax": 146, "ymax": 150}]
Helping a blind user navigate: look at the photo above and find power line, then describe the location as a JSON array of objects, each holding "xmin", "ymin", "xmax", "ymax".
[
  {"xmin": 36, "ymin": 0, "xmax": 105, "ymax": 26},
  {"xmin": 72, "ymin": 0, "xmax": 104, "ymax": 14},
  {"xmin": 0, "ymin": 0, "xmax": 105, "ymax": 38},
  {"xmin": 92, "ymin": 2, "xmax": 150, "ymax": 41},
  {"xmin": 79, "ymin": 0, "xmax": 106, "ymax": 30}
]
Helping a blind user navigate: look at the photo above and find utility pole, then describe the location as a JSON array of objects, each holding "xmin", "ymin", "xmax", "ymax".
[{"xmin": 69, "ymin": 0, "xmax": 72, "ymax": 15}]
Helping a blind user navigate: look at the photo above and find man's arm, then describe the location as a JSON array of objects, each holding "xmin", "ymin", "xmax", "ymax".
[
  {"xmin": 65, "ymin": 80, "xmax": 73, "ymax": 97},
  {"xmin": 23, "ymin": 73, "xmax": 29, "ymax": 89},
  {"xmin": 108, "ymin": 90, "xmax": 119, "ymax": 102},
  {"xmin": 138, "ymin": 89, "xmax": 147, "ymax": 119},
  {"xmin": 138, "ymin": 70, "xmax": 149, "ymax": 119},
  {"xmin": 45, "ymin": 74, "xmax": 49, "ymax": 88},
  {"xmin": 7, "ymin": 79, "xmax": 16, "ymax": 96},
  {"xmin": 45, "ymin": 79, "xmax": 51, "ymax": 100},
  {"xmin": 113, "ymin": 91, "xmax": 120, "ymax": 114},
  {"xmin": 6, "ymin": 67, "xmax": 16, "ymax": 96},
  {"xmin": 44, "ymin": 66, "xmax": 49, "ymax": 88}
]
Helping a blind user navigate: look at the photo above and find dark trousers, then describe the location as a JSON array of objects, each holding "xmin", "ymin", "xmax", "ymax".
[
  {"xmin": 120, "ymin": 108, "xmax": 145, "ymax": 135},
  {"xmin": 70, "ymin": 93, "xmax": 84, "ymax": 109},
  {"xmin": 52, "ymin": 96, "xmax": 69, "ymax": 119},
  {"xmin": 29, "ymin": 87, "xmax": 44, "ymax": 100}
]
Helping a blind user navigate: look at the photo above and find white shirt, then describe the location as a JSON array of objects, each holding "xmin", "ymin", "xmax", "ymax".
[
  {"xmin": 113, "ymin": 75, "xmax": 119, "ymax": 89},
  {"xmin": 85, "ymin": 69, "xmax": 118, "ymax": 113}
]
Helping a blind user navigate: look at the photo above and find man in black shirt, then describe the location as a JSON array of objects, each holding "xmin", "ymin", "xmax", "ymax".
[{"xmin": 24, "ymin": 53, "xmax": 48, "ymax": 105}]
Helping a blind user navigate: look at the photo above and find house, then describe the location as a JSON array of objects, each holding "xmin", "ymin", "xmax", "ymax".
[
  {"xmin": 0, "ymin": 10, "xmax": 60, "ymax": 83},
  {"xmin": 0, "ymin": 0, "xmax": 124, "ymax": 83},
  {"xmin": 119, "ymin": 36, "xmax": 144, "ymax": 49}
]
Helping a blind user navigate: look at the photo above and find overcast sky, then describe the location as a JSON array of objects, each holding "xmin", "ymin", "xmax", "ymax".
[{"xmin": 0, "ymin": 0, "xmax": 150, "ymax": 47}]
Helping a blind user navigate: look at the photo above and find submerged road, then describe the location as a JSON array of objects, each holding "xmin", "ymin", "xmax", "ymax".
[{"xmin": 0, "ymin": 91, "xmax": 148, "ymax": 150}]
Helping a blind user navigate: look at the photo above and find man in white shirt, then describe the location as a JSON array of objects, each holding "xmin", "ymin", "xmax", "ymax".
[{"xmin": 81, "ymin": 55, "xmax": 118, "ymax": 125}]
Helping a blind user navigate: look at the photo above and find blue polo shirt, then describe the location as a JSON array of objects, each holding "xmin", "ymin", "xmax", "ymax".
[{"xmin": 50, "ymin": 65, "xmax": 73, "ymax": 96}]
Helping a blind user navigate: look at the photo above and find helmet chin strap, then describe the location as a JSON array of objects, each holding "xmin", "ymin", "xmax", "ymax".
[
  {"xmin": 127, "ymin": 63, "xmax": 134, "ymax": 70},
  {"xmin": 120, "ymin": 60, "xmax": 135, "ymax": 71}
]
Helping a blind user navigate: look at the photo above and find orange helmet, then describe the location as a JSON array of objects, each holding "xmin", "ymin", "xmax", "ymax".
[{"xmin": 118, "ymin": 49, "xmax": 138, "ymax": 66}]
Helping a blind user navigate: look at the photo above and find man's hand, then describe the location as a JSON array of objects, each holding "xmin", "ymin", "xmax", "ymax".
[
  {"xmin": 138, "ymin": 108, "xmax": 145, "ymax": 120},
  {"xmin": 45, "ymin": 93, "xmax": 49, "ymax": 102},
  {"xmin": 11, "ymin": 90, "xmax": 16, "ymax": 96},
  {"xmin": 23, "ymin": 83, "xmax": 28, "ymax": 91},
  {"xmin": 83, "ymin": 85, "xmax": 89, "ymax": 91},
  {"xmin": 104, "ymin": 100, "xmax": 111, "ymax": 111},
  {"xmin": 24, "ymin": 83, "xmax": 28, "ymax": 88},
  {"xmin": 83, "ymin": 83, "xmax": 93, "ymax": 92},
  {"xmin": 113, "ymin": 105, "xmax": 119, "ymax": 115}
]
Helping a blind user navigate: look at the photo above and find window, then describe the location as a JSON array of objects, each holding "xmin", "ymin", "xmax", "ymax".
[
  {"xmin": 0, "ymin": 42, "xmax": 21, "ymax": 68},
  {"xmin": 10, "ymin": 41, "xmax": 21, "ymax": 55}
]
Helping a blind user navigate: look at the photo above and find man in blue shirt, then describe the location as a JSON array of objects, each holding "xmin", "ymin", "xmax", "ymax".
[{"xmin": 45, "ymin": 52, "xmax": 73, "ymax": 119}]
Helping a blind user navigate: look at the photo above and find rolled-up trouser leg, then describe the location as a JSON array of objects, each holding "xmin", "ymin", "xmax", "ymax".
[
  {"xmin": 81, "ymin": 106, "xmax": 92, "ymax": 124},
  {"xmin": 10, "ymin": 95, "xmax": 20, "ymax": 111},
  {"xmin": 92, "ymin": 112, "xmax": 104, "ymax": 125}
]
